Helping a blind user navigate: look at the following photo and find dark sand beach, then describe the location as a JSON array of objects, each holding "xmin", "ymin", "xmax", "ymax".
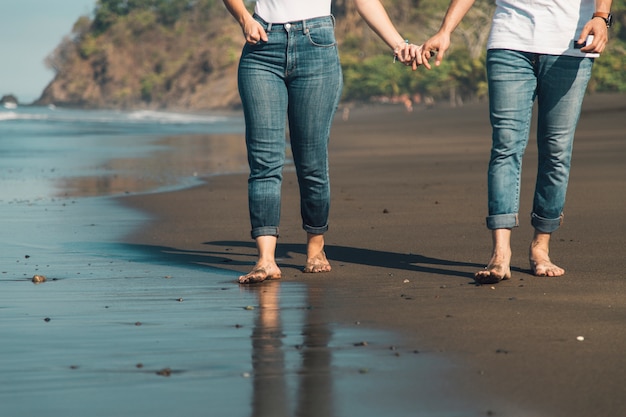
[{"xmin": 122, "ymin": 93, "xmax": 626, "ymax": 416}]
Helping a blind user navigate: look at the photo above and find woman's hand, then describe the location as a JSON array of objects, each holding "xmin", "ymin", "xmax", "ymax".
[
  {"xmin": 394, "ymin": 42, "xmax": 424, "ymax": 70},
  {"xmin": 241, "ymin": 15, "xmax": 268, "ymax": 45}
]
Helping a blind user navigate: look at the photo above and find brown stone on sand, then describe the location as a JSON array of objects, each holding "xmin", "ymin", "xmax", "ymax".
[{"xmin": 31, "ymin": 275, "xmax": 46, "ymax": 284}]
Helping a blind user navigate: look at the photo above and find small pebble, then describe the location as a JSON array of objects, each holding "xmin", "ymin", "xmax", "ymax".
[
  {"xmin": 44, "ymin": 317, "xmax": 51, "ymax": 322},
  {"xmin": 31, "ymin": 275, "xmax": 46, "ymax": 284},
  {"xmin": 242, "ymin": 372, "xmax": 251, "ymax": 378},
  {"xmin": 244, "ymin": 306, "xmax": 255, "ymax": 310},
  {"xmin": 156, "ymin": 368, "xmax": 172, "ymax": 377},
  {"xmin": 577, "ymin": 336, "xmax": 585, "ymax": 342},
  {"xmin": 403, "ymin": 279, "xmax": 410, "ymax": 283},
  {"xmin": 354, "ymin": 341, "xmax": 368, "ymax": 347}
]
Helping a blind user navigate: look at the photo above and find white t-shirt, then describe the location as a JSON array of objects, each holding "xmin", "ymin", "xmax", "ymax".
[
  {"xmin": 255, "ymin": 0, "xmax": 331, "ymax": 23},
  {"xmin": 487, "ymin": 0, "xmax": 599, "ymax": 57}
]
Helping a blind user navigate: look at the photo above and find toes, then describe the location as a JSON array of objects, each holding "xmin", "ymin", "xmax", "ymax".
[
  {"xmin": 238, "ymin": 271, "xmax": 266, "ymax": 284},
  {"xmin": 530, "ymin": 260, "xmax": 565, "ymax": 277},
  {"xmin": 238, "ymin": 268, "xmax": 281, "ymax": 284},
  {"xmin": 303, "ymin": 263, "xmax": 332, "ymax": 273},
  {"xmin": 474, "ymin": 265, "xmax": 511, "ymax": 284},
  {"xmin": 474, "ymin": 271, "xmax": 504, "ymax": 285},
  {"xmin": 532, "ymin": 264, "xmax": 564, "ymax": 277}
]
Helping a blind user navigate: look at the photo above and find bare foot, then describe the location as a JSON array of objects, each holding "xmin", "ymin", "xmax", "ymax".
[
  {"xmin": 529, "ymin": 248, "xmax": 565, "ymax": 277},
  {"xmin": 303, "ymin": 251, "xmax": 331, "ymax": 273},
  {"xmin": 474, "ymin": 250, "xmax": 512, "ymax": 284},
  {"xmin": 475, "ymin": 229, "xmax": 512, "ymax": 284},
  {"xmin": 529, "ymin": 232, "xmax": 565, "ymax": 277},
  {"xmin": 475, "ymin": 262, "xmax": 511, "ymax": 284},
  {"xmin": 303, "ymin": 233, "xmax": 331, "ymax": 274},
  {"xmin": 238, "ymin": 264, "xmax": 282, "ymax": 284}
]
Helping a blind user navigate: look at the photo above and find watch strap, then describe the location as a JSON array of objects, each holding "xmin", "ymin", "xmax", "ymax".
[{"xmin": 592, "ymin": 12, "xmax": 613, "ymax": 28}]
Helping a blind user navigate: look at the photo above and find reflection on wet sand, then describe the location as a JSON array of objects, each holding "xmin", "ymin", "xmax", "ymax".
[
  {"xmin": 295, "ymin": 285, "xmax": 334, "ymax": 417},
  {"xmin": 247, "ymin": 281, "xmax": 335, "ymax": 417},
  {"xmin": 58, "ymin": 133, "xmax": 249, "ymax": 197},
  {"xmin": 250, "ymin": 281, "xmax": 290, "ymax": 417}
]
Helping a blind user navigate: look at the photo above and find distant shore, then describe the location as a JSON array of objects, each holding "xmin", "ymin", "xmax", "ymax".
[{"xmin": 122, "ymin": 93, "xmax": 626, "ymax": 416}]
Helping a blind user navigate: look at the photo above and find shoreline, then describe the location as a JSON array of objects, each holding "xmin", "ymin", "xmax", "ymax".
[{"xmin": 121, "ymin": 93, "xmax": 626, "ymax": 416}]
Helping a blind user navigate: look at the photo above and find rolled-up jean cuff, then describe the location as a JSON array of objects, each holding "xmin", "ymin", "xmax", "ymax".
[
  {"xmin": 486, "ymin": 213, "xmax": 519, "ymax": 230},
  {"xmin": 303, "ymin": 223, "xmax": 328, "ymax": 235},
  {"xmin": 531, "ymin": 212, "xmax": 562, "ymax": 233},
  {"xmin": 251, "ymin": 226, "xmax": 279, "ymax": 240}
]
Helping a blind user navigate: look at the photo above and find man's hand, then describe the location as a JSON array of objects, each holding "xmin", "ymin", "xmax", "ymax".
[
  {"xmin": 578, "ymin": 17, "xmax": 609, "ymax": 53},
  {"xmin": 420, "ymin": 32, "xmax": 451, "ymax": 70}
]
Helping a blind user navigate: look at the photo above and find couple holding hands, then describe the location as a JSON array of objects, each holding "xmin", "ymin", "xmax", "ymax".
[{"xmin": 222, "ymin": 0, "xmax": 612, "ymax": 285}]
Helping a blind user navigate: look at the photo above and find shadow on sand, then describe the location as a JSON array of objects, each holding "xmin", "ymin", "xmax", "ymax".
[{"xmin": 121, "ymin": 240, "xmax": 506, "ymax": 280}]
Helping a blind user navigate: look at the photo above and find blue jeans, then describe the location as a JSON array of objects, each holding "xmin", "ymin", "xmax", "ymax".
[
  {"xmin": 237, "ymin": 15, "xmax": 343, "ymax": 239},
  {"xmin": 485, "ymin": 49, "xmax": 593, "ymax": 233}
]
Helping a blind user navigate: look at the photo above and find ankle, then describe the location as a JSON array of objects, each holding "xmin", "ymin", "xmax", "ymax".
[{"xmin": 306, "ymin": 233, "xmax": 325, "ymax": 258}]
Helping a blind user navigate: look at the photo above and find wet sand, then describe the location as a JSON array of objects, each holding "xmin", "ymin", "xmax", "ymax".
[{"xmin": 122, "ymin": 93, "xmax": 626, "ymax": 416}]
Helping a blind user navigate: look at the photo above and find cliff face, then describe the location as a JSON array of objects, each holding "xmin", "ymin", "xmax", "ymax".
[{"xmin": 37, "ymin": 6, "xmax": 244, "ymax": 110}]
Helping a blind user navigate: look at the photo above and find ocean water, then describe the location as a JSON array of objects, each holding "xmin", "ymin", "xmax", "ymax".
[
  {"xmin": 0, "ymin": 106, "xmax": 472, "ymax": 417},
  {"xmin": 0, "ymin": 105, "xmax": 245, "ymax": 201}
]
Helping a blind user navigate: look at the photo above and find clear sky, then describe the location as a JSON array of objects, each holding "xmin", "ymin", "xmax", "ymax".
[{"xmin": 0, "ymin": 0, "xmax": 97, "ymax": 104}]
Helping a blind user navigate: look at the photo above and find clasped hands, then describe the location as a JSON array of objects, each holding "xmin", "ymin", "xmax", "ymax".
[{"xmin": 394, "ymin": 35, "xmax": 446, "ymax": 70}]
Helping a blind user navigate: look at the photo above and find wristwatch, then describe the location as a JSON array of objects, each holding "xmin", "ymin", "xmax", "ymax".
[{"xmin": 592, "ymin": 12, "xmax": 613, "ymax": 28}]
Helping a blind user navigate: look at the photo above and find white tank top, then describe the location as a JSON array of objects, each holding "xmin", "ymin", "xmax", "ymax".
[
  {"xmin": 254, "ymin": 0, "xmax": 331, "ymax": 23},
  {"xmin": 487, "ymin": 0, "xmax": 598, "ymax": 57}
]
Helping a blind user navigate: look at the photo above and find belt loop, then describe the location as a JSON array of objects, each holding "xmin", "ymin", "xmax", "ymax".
[
  {"xmin": 267, "ymin": 22, "xmax": 272, "ymax": 31},
  {"xmin": 302, "ymin": 18, "xmax": 308, "ymax": 33},
  {"xmin": 330, "ymin": 14, "xmax": 336, "ymax": 27}
]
